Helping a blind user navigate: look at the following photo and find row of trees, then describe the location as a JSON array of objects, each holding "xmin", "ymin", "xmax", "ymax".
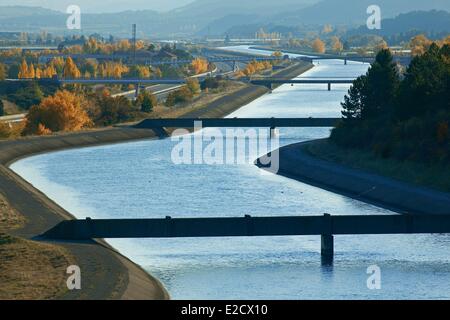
[
  {"xmin": 16, "ymin": 57, "xmax": 157, "ymax": 79},
  {"xmin": 331, "ymin": 43, "xmax": 449, "ymax": 165},
  {"xmin": 288, "ymin": 37, "xmax": 343, "ymax": 54},
  {"xmin": 285, "ymin": 34, "xmax": 450, "ymax": 56},
  {"xmin": 409, "ymin": 34, "xmax": 450, "ymax": 56},
  {"xmin": 236, "ymin": 60, "xmax": 273, "ymax": 77},
  {"xmin": 17, "ymin": 76, "xmax": 209, "ymax": 135},
  {"xmin": 22, "ymin": 88, "xmax": 158, "ymax": 135}
]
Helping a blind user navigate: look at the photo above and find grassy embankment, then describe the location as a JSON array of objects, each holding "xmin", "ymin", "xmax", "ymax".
[
  {"xmin": 304, "ymin": 139, "xmax": 450, "ymax": 193},
  {"xmin": 0, "ymin": 193, "xmax": 75, "ymax": 299}
]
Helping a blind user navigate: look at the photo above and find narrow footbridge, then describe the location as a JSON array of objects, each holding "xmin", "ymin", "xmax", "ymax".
[
  {"xmin": 59, "ymin": 78, "xmax": 188, "ymax": 85},
  {"xmin": 38, "ymin": 53, "xmax": 284, "ymax": 65},
  {"xmin": 42, "ymin": 214, "xmax": 450, "ymax": 263},
  {"xmin": 297, "ymin": 55, "xmax": 412, "ymax": 66},
  {"xmin": 134, "ymin": 117, "xmax": 340, "ymax": 130},
  {"xmin": 250, "ymin": 78, "xmax": 355, "ymax": 90}
]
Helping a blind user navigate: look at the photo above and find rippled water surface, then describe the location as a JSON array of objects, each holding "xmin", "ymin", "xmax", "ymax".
[{"xmin": 11, "ymin": 46, "xmax": 450, "ymax": 299}]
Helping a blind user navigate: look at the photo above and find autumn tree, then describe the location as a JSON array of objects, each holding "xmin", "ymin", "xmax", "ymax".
[
  {"xmin": 186, "ymin": 78, "xmax": 201, "ymax": 95},
  {"xmin": 51, "ymin": 57, "xmax": 65, "ymax": 74},
  {"xmin": 92, "ymin": 94, "xmax": 133, "ymax": 126},
  {"xmin": 410, "ymin": 34, "xmax": 432, "ymax": 56},
  {"xmin": 28, "ymin": 63, "xmax": 36, "ymax": 78},
  {"xmin": 23, "ymin": 90, "xmax": 92, "ymax": 135},
  {"xmin": 41, "ymin": 65, "xmax": 57, "ymax": 78},
  {"xmin": 0, "ymin": 63, "xmax": 6, "ymax": 80},
  {"xmin": 153, "ymin": 68, "xmax": 163, "ymax": 78},
  {"xmin": 165, "ymin": 87, "xmax": 193, "ymax": 107},
  {"xmin": 272, "ymin": 51, "xmax": 283, "ymax": 58},
  {"xmin": 331, "ymin": 36, "xmax": 343, "ymax": 53},
  {"xmin": 18, "ymin": 59, "xmax": 30, "ymax": 78},
  {"xmin": 97, "ymin": 62, "xmax": 128, "ymax": 78},
  {"xmin": 190, "ymin": 58, "xmax": 209, "ymax": 74},
  {"xmin": 136, "ymin": 91, "xmax": 157, "ymax": 112},
  {"xmin": 128, "ymin": 65, "xmax": 151, "ymax": 78},
  {"xmin": 312, "ymin": 38, "xmax": 326, "ymax": 54},
  {"xmin": 63, "ymin": 57, "xmax": 81, "ymax": 78},
  {"xmin": 374, "ymin": 40, "xmax": 389, "ymax": 53}
]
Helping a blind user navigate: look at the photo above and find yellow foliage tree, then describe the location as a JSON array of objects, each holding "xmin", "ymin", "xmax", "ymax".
[
  {"xmin": 0, "ymin": 63, "xmax": 6, "ymax": 80},
  {"xmin": 63, "ymin": 57, "xmax": 81, "ymax": 78},
  {"xmin": 117, "ymin": 39, "xmax": 131, "ymax": 51},
  {"xmin": 374, "ymin": 40, "xmax": 389, "ymax": 53},
  {"xmin": 41, "ymin": 65, "xmax": 57, "ymax": 78},
  {"xmin": 153, "ymin": 68, "xmax": 162, "ymax": 78},
  {"xmin": 36, "ymin": 123, "xmax": 52, "ymax": 135},
  {"xmin": 28, "ymin": 63, "xmax": 36, "ymax": 78},
  {"xmin": 240, "ymin": 60, "xmax": 272, "ymax": 77},
  {"xmin": 410, "ymin": 34, "xmax": 432, "ymax": 56},
  {"xmin": 190, "ymin": 58, "xmax": 209, "ymax": 74},
  {"xmin": 23, "ymin": 90, "xmax": 92, "ymax": 135},
  {"xmin": 186, "ymin": 78, "xmax": 201, "ymax": 94},
  {"xmin": 18, "ymin": 59, "xmax": 29, "ymax": 78},
  {"xmin": 35, "ymin": 67, "xmax": 42, "ymax": 79},
  {"xmin": 97, "ymin": 62, "xmax": 128, "ymax": 78},
  {"xmin": 331, "ymin": 36, "xmax": 343, "ymax": 53},
  {"xmin": 312, "ymin": 38, "xmax": 326, "ymax": 54}
]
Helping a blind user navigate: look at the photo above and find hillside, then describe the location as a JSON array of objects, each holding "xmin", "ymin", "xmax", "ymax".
[
  {"xmin": 348, "ymin": 10, "xmax": 450, "ymax": 37},
  {"xmin": 274, "ymin": 0, "xmax": 450, "ymax": 25},
  {"xmin": 0, "ymin": 0, "xmax": 449, "ymax": 37}
]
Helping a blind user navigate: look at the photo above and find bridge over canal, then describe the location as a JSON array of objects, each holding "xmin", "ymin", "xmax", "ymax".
[
  {"xmin": 249, "ymin": 78, "xmax": 356, "ymax": 90},
  {"xmin": 42, "ymin": 213, "xmax": 450, "ymax": 265}
]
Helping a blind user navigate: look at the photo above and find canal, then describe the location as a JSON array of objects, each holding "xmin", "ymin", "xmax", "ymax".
[{"xmin": 10, "ymin": 46, "xmax": 450, "ymax": 299}]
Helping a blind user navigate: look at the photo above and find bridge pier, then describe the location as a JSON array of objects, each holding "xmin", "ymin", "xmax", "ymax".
[
  {"xmin": 321, "ymin": 234, "xmax": 334, "ymax": 265},
  {"xmin": 270, "ymin": 126, "xmax": 277, "ymax": 139},
  {"xmin": 134, "ymin": 84, "xmax": 140, "ymax": 98},
  {"xmin": 321, "ymin": 213, "xmax": 334, "ymax": 265},
  {"xmin": 327, "ymin": 83, "xmax": 331, "ymax": 91}
]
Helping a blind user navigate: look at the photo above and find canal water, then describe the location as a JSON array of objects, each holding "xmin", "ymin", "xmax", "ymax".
[{"xmin": 10, "ymin": 46, "xmax": 450, "ymax": 299}]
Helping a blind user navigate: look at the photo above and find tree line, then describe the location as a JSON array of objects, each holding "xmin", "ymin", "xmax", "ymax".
[{"xmin": 331, "ymin": 42, "xmax": 449, "ymax": 165}]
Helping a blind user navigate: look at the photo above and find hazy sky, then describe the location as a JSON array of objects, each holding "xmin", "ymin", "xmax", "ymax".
[{"xmin": 2, "ymin": 0, "xmax": 195, "ymax": 12}]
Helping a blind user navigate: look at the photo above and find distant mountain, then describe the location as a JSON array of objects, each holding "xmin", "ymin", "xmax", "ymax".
[
  {"xmin": 0, "ymin": 1, "xmax": 194, "ymax": 13},
  {"xmin": 0, "ymin": 1, "xmax": 317, "ymax": 37},
  {"xmin": 0, "ymin": 0, "xmax": 449, "ymax": 38},
  {"xmin": 348, "ymin": 10, "xmax": 450, "ymax": 37},
  {"xmin": 0, "ymin": 6, "xmax": 60, "ymax": 19},
  {"xmin": 196, "ymin": 14, "xmax": 259, "ymax": 36},
  {"xmin": 273, "ymin": 0, "xmax": 450, "ymax": 25}
]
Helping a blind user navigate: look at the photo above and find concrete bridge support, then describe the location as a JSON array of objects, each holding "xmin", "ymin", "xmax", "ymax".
[
  {"xmin": 134, "ymin": 84, "xmax": 140, "ymax": 98},
  {"xmin": 328, "ymin": 83, "xmax": 331, "ymax": 91},
  {"xmin": 232, "ymin": 61, "xmax": 239, "ymax": 72},
  {"xmin": 265, "ymin": 83, "xmax": 273, "ymax": 91},
  {"xmin": 270, "ymin": 126, "xmax": 277, "ymax": 139},
  {"xmin": 321, "ymin": 213, "xmax": 334, "ymax": 265}
]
